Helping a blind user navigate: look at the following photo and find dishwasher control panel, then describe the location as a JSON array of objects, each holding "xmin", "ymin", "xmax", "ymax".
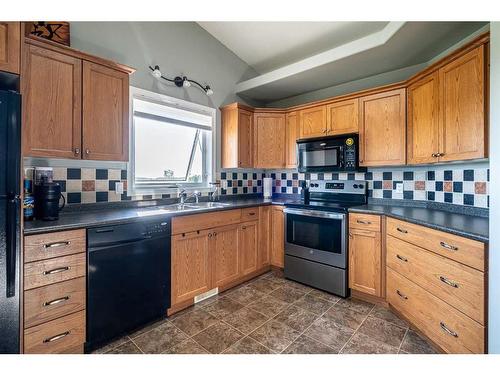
[{"xmin": 145, "ymin": 221, "xmax": 170, "ymax": 235}]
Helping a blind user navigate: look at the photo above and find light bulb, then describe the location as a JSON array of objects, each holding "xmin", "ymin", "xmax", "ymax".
[
  {"xmin": 183, "ymin": 77, "xmax": 191, "ymax": 88},
  {"xmin": 151, "ymin": 65, "xmax": 162, "ymax": 78},
  {"xmin": 206, "ymin": 86, "xmax": 213, "ymax": 96}
]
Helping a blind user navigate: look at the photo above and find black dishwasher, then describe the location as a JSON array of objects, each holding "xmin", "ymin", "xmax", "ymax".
[{"xmin": 86, "ymin": 218, "xmax": 171, "ymax": 352}]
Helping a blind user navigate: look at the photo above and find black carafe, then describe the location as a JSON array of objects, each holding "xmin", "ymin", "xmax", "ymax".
[
  {"xmin": 301, "ymin": 181, "xmax": 310, "ymax": 204},
  {"xmin": 34, "ymin": 178, "xmax": 65, "ymax": 221}
]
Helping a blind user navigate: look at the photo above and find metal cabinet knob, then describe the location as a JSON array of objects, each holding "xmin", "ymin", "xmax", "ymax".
[
  {"xmin": 85, "ymin": 149, "xmax": 90, "ymax": 155},
  {"xmin": 74, "ymin": 148, "xmax": 80, "ymax": 155}
]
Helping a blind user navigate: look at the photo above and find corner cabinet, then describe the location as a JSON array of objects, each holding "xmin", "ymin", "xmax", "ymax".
[
  {"xmin": 0, "ymin": 22, "xmax": 21, "ymax": 74},
  {"xmin": 408, "ymin": 45, "xmax": 487, "ymax": 164},
  {"xmin": 254, "ymin": 112, "xmax": 286, "ymax": 169},
  {"xmin": 359, "ymin": 89, "xmax": 406, "ymax": 166},
  {"xmin": 221, "ymin": 104, "xmax": 254, "ymax": 168},
  {"xmin": 22, "ymin": 37, "xmax": 134, "ymax": 161}
]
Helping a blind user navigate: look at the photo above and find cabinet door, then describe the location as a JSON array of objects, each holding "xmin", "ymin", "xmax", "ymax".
[
  {"xmin": 285, "ymin": 111, "xmax": 299, "ymax": 168},
  {"xmin": 171, "ymin": 230, "xmax": 211, "ymax": 305},
  {"xmin": 22, "ymin": 44, "xmax": 82, "ymax": 158},
  {"xmin": 359, "ymin": 89, "xmax": 406, "ymax": 166},
  {"xmin": 82, "ymin": 61, "xmax": 129, "ymax": 161},
  {"xmin": 238, "ymin": 110, "xmax": 254, "ymax": 168},
  {"xmin": 258, "ymin": 206, "xmax": 271, "ymax": 268},
  {"xmin": 271, "ymin": 206, "xmax": 284, "ymax": 268},
  {"xmin": 299, "ymin": 105, "xmax": 327, "ymax": 139},
  {"xmin": 348, "ymin": 228, "xmax": 382, "ymax": 297},
  {"xmin": 439, "ymin": 45, "xmax": 486, "ymax": 162},
  {"xmin": 212, "ymin": 224, "xmax": 240, "ymax": 288},
  {"xmin": 0, "ymin": 22, "xmax": 20, "ymax": 74},
  {"xmin": 326, "ymin": 99, "xmax": 359, "ymax": 136},
  {"xmin": 254, "ymin": 113, "xmax": 285, "ymax": 168},
  {"xmin": 407, "ymin": 72, "xmax": 440, "ymax": 164},
  {"xmin": 239, "ymin": 221, "xmax": 259, "ymax": 276}
]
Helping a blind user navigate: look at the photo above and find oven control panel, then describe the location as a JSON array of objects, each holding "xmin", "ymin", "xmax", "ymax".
[{"xmin": 309, "ymin": 180, "xmax": 367, "ymax": 194}]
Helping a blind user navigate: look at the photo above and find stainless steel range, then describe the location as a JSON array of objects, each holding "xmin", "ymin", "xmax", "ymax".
[{"xmin": 284, "ymin": 180, "xmax": 367, "ymax": 297}]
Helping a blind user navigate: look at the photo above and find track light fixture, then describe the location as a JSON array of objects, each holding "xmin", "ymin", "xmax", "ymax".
[{"xmin": 149, "ymin": 65, "xmax": 213, "ymax": 96}]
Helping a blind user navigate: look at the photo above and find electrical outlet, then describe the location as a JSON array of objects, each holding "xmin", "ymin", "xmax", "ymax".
[
  {"xmin": 395, "ymin": 182, "xmax": 403, "ymax": 193},
  {"xmin": 115, "ymin": 182, "xmax": 124, "ymax": 194}
]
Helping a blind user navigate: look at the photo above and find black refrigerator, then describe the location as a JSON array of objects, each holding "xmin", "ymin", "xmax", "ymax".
[{"xmin": 0, "ymin": 72, "xmax": 21, "ymax": 354}]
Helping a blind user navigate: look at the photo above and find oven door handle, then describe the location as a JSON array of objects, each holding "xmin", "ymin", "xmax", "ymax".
[{"xmin": 283, "ymin": 208, "xmax": 346, "ymax": 220}]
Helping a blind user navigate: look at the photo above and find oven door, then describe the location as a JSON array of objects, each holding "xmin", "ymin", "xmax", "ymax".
[{"xmin": 284, "ymin": 208, "xmax": 347, "ymax": 268}]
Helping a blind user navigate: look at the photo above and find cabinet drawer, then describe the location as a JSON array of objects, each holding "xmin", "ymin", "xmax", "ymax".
[
  {"xmin": 172, "ymin": 209, "xmax": 241, "ymax": 235},
  {"xmin": 387, "ymin": 268, "xmax": 484, "ymax": 353},
  {"xmin": 24, "ymin": 229, "xmax": 86, "ymax": 263},
  {"xmin": 24, "ymin": 310, "xmax": 85, "ymax": 354},
  {"xmin": 349, "ymin": 213, "xmax": 381, "ymax": 232},
  {"xmin": 387, "ymin": 235, "xmax": 485, "ymax": 324},
  {"xmin": 241, "ymin": 207, "xmax": 260, "ymax": 222},
  {"xmin": 24, "ymin": 253, "xmax": 86, "ymax": 290},
  {"xmin": 386, "ymin": 217, "xmax": 485, "ymax": 271},
  {"xmin": 24, "ymin": 277, "xmax": 86, "ymax": 329}
]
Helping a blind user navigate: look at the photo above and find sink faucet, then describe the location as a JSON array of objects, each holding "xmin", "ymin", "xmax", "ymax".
[{"xmin": 179, "ymin": 190, "xmax": 201, "ymax": 204}]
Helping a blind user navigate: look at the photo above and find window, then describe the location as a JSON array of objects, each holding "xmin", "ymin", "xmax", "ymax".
[{"xmin": 129, "ymin": 87, "xmax": 215, "ymax": 195}]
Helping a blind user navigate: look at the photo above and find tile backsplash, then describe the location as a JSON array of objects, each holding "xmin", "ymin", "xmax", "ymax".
[
  {"xmin": 262, "ymin": 165, "xmax": 490, "ymax": 208},
  {"xmin": 25, "ymin": 164, "xmax": 489, "ymax": 209}
]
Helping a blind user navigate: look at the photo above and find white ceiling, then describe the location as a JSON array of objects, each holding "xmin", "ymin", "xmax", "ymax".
[
  {"xmin": 197, "ymin": 22, "xmax": 389, "ymax": 73},
  {"xmin": 198, "ymin": 21, "xmax": 488, "ymax": 103}
]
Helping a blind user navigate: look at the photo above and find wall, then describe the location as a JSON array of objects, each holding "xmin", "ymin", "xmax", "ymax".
[{"xmin": 488, "ymin": 22, "xmax": 499, "ymax": 354}]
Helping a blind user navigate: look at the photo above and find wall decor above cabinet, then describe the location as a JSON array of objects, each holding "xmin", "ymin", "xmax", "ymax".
[
  {"xmin": 221, "ymin": 32, "xmax": 489, "ymax": 169},
  {"xmin": 22, "ymin": 36, "xmax": 135, "ymax": 161}
]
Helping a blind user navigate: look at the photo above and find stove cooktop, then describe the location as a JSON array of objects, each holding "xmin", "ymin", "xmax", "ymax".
[{"xmin": 284, "ymin": 200, "xmax": 362, "ymax": 213}]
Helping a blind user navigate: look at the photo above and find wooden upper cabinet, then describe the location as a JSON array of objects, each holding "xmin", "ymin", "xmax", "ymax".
[
  {"xmin": 326, "ymin": 98, "xmax": 359, "ymax": 136},
  {"xmin": 22, "ymin": 44, "xmax": 82, "ymax": 158},
  {"xmin": 299, "ymin": 105, "xmax": 327, "ymax": 139},
  {"xmin": 0, "ymin": 22, "xmax": 20, "ymax": 74},
  {"xmin": 407, "ymin": 72, "xmax": 440, "ymax": 164},
  {"xmin": 349, "ymin": 228, "xmax": 382, "ymax": 297},
  {"xmin": 82, "ymin": 62, "xmax": 129, "ymax": 161},
  {"xmin": 239, "ymin": 221, "xmax": 259, "ymax": 277},
  {"xmin": 171, "ymin": 230, "xmax": 211, "ymax": 305},
  {"xmin": 254, "ymin": 112, "xmax": 286, "ymax": 169},
  {"xmin": 439, "ymin": 45, "xmax": 486, "ymax": 162},
  {"xmin": 359, "ymin": 89, "xmax": 406, "ymax": 166},
  {"xmin": 285, "ymin": 111, "xmax": 299, "ymax": 168},
  {"xmin": 221, "ymin": 106, "xmax": 253, "ymax": 168},
  {"xmin": 212, "ymin": 224, "xmax": 240, "ymax": 288}
]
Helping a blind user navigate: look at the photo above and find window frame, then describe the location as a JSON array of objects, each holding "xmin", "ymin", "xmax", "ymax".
[{"xmin": 128, "ymin": 87, "xmax": 216, "ymax": 196}]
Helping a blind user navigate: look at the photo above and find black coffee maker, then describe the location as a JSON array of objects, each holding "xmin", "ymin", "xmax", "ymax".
[{"xmin": 34, "ymin": 177, "xmax": 65, "ymax": 221}]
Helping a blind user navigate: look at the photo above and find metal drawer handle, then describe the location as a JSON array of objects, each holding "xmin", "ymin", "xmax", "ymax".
[
  {"xmin": 396, "ymin": 290, "xmax": 408, "ymax": 300},
  {"xmin": 440, "ymin": 322, "xmax": 458, "ymax": 338},
  {"xmin": 396, "ymin": 254, "xmax": 408, "ymax": 262},
  {"xmin": 43, "ymin": 331, "xmax": 70, "ymax": 343},
  {"xmin": 440, "ymin": 241, "xmax": 458, "ymax": 251},
  {"xmin": 356, "ymin": 219, "xmax": 371, "ymax": 225},
  {"xmin": 242, "ymin": 226, "xmax": 247, "ymax": 229},
  {"xmin": 396, "ymin": 227, "xmax": 408, "ymax": 234},
  {"xmin": 44, "ymin": 241, "xmax": 71, "ymax": 249},
  {"xmin": 43, "ymin": 296, "xmax": 70, "ymax": 307},
  {"xmin": 43, "ymin": 266, "xmax": 70, "ymax": 275},
  {"xmin": 248, "ymin": 212, "xmax": 256, "ymax": 216},
  {"xmin": 439, "ymin": 276, "xmax": 459, "ymax": 288}
]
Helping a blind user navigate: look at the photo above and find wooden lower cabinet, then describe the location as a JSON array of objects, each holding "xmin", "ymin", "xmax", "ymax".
[
  {"xmin": 171, "ymin": 207, "xmax": 272, "ymax": 311},
  {"xmin": 212, "ymin": 224, "xmax": 240, "ymax": 288},
  {"xmin": 239, "ymin": 221, "xmax": 259, "ymax": 276},
  {"xmin": 271, "ymin": 206, "xmax": 285, "ymax": 268},
  {"xmin": 171, "ymin": 230, "xmax": 211, "ymax": 306},
  {"xmin": 349, "ymin": 226, "xmax": 382, "ymax": 297}
]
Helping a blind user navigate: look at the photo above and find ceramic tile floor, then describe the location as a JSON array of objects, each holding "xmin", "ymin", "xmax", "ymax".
[{"xmin": 93, "ymin": 270, "xmax": 438, "ymax": 354}]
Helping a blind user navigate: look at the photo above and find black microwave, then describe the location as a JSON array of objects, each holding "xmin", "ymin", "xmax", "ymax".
[{"xmin": 297, "ymin": 134, "xmax": 365, "ymax": 173}]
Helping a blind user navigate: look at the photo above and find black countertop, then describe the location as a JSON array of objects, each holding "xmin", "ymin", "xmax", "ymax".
[
  {"xmin": 23, "ymin": 197, "xmax": 296, "ymax": 235},
  {"xmin": 349, "ymin": 203, "xmax": 489, "ymax": 243},
  {"xmin": 24, "ymin": 196, "xmax": 489, "ymax": 243}
]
